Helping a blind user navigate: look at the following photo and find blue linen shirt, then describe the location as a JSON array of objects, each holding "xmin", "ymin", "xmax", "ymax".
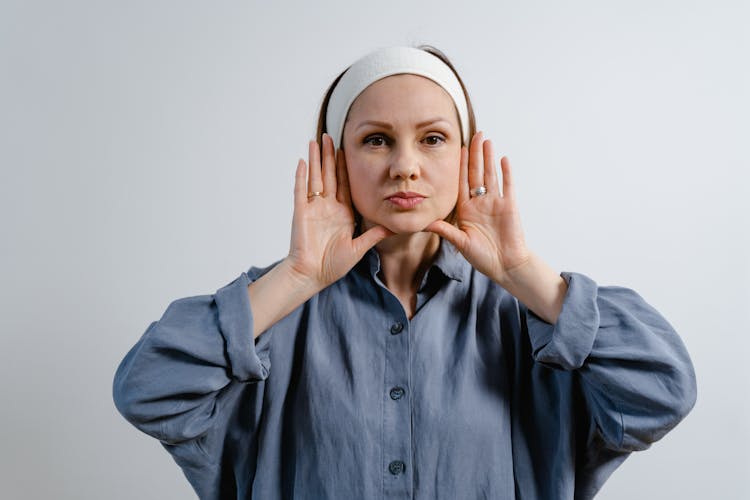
[{"xmin": 113, "ymin": 240, "xmax": 696, "ymax": 499}]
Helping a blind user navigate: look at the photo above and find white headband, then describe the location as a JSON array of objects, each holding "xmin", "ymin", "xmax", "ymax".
[{"xmin": 326, "ymin": 46, "xmax": 470, "ymax": 149}]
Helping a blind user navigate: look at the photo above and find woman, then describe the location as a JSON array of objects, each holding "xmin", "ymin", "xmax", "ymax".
[{"xmin": 113, "ymin": 46, "xmax": 696, "ymax": 499}]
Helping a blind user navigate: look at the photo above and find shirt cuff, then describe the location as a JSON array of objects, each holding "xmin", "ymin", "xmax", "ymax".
[
  {"xmin": 214, "ymin": 272, "xmax": 271, "ymax": 383},
  {"xmin": 525, "ymin": 271, "xmax": 600, "ymax": 370}
]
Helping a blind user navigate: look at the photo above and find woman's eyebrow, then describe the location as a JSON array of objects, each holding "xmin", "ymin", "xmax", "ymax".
[{"xmin": 354, "ymin": 118, "xmax": 452, "ymax": 131}]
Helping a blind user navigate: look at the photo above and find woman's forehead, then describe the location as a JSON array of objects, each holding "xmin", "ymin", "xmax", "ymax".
[{"xmin": 346, "ymin": 74, "xmax": 457, "ymax": 125}]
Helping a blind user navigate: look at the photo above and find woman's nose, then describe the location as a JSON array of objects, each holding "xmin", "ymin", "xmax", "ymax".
[{"xmin": 389, "ymin": 145, "xmax": 420, "ymax": 180}]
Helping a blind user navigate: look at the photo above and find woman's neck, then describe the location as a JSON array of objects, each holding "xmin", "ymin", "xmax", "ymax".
[{"xmin": 374, "ymin": 231, "xmax": 441, "ymax": 314}]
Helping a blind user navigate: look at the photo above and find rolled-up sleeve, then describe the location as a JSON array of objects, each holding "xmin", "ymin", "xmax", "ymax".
[
  {"xmin": 112, "ymin": 270, "xmax": 272, "ymax": 445},
  {"xmin": 526, "ymin": 272, "xmax": 600, "ymax": 370},
  {"xmin": 524, "ymin": 271, "xmax": 697, "ymax": 452},
  {"xmin": 216, "ymin": 271, "xmax": 271, "ymax": 382}
]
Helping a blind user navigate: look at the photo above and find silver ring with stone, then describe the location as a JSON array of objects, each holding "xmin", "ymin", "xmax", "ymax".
[{"xmin": 470, "ymin": 186, "xmax": 487, "ymax": 197}]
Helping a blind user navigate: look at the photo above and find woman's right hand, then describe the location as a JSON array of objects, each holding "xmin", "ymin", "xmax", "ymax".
[{"xmin": 286, "ymin": 133, "xmax": 392, "ymax": 289}]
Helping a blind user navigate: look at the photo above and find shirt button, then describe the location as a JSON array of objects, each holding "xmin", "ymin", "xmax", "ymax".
[
  {"xmin": 388, "ymin": 460, "xmax": 405, "ymax": 475},
  {"xmin": 389, "ymin": 387, "xmax": 405, "ymax": 400},
  {"xmin": 390, "ymin": 322, "xmax": 404, "ymax": 334}
]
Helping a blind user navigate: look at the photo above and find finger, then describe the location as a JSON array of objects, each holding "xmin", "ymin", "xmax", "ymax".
[
  {"xmin": 483, "ymin": 139, "xmax": 500, "ymax": 196},
  {"xmin": 294, "ymin": 159, "xmax": 307, "ymax": 209},
  {"xmin": 468, "ymin": 131, "xmax": 484, "ymax": 193},
  {"xmin": 321, "ymin": 133, "xmax": 336, "ymax": 197},
  {"xmin": 424, "ymin": 220, "xmax": 469, "ymax": 252},
  {"xmin": 308, "ymin": 140, "xmax": 324, "ymax": 197},
  {"xmin": 457, "ymin": 146, "xmax": 469, "ymax": 203},
  {"xmin": 500, "ymin": 156, "xmax": 514, "ymax": 199},
  {"xmin": 352, "ymin": 225, "xmax": 393, "ymax": 257},
  {"xmin": 336, "ymin": 149, "xmax": 352, "ymax": 206}
]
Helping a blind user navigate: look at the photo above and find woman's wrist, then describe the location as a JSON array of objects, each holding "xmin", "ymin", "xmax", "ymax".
[{"xmin": 277, "ymin": 257, "xmax": 329, "ymax": 297}]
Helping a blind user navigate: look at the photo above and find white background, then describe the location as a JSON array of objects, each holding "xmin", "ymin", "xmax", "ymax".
[{"xmin": 1, "ymin": 1, "xmax": 748, "ymax": 498}]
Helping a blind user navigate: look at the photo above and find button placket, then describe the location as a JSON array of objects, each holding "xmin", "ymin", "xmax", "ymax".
[{"xmin": 383, "ymin": 315, "xmax": 412, "ymax": 496}]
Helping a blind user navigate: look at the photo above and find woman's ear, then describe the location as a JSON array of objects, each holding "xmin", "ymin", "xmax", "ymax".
[
  {"xmin": 336, "ymin": 147, "xmax": 347, "ymax": 170},
  {"xmin": 335, "ymin": 148, "xmax": 352, "ymax": 204}
]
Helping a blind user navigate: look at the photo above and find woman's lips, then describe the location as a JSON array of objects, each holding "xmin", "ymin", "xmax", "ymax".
[{"xmin": 386, "ymin": 192, "xmax": 426, "ymax": 209}]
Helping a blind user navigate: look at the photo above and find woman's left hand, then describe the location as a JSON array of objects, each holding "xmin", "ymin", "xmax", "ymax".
[{"xmin": 426, "ymin": 131, "xmax": 530, "ymax": 286}]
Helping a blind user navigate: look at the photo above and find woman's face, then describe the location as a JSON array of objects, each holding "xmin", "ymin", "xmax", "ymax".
[{"xmin": 342, "ymin": 74, "xmax": 462, "ymax": 234}]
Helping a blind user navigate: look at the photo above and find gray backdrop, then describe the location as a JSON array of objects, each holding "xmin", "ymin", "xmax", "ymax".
[{"xmin": 1, "ymin": 0, "xmax": 748, "ymax": 498}]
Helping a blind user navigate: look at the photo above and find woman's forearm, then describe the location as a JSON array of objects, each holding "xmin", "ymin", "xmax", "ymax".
[
  {"xmin": 247, "ymin": 259, "xmax": 323, "ymax": 338},
  {"xmin": 496, "ymin": 251, "xmax": 568, "ymax": 324}
]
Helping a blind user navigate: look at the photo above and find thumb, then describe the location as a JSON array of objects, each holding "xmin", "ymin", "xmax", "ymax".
[
  {"xmin": 352, "ymin": 225, "xmax": 393, "ymax": 258},
  {"xmin": 424, "ymin": 220, "xmax": 469, "ymax": 252}
]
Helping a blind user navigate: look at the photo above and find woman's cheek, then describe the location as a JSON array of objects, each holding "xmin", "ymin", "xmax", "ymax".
[{"xmin": 348, "ymin": 182, "xmax": 374, "ymax": 218}]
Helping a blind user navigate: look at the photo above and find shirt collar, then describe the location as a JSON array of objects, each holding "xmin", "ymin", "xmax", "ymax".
[
  {"xmin": 358, "ymin": 238, "xmax": 469, "ymax": 283},
  {"xmin": 431, "ymin": 239, "xmax": 468, "ymax": 282}
]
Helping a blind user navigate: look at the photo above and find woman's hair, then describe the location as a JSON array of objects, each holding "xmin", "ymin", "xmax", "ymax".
[
  {"xmin": 315, "ymin": 45, "xmax": 477, "ymax": 148},
  {"xmin": 314, "ymin": 45, "xmax": 475, "ymax": 229}
]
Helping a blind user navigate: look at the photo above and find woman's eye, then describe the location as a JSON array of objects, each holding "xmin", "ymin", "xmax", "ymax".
[
  {"xmin": 364, "ymin": 135, "xmax": 387, "ymax": 147},
  {"xmin": 424, "ymin": 135, "xmax": 446, "ymax": 145}
]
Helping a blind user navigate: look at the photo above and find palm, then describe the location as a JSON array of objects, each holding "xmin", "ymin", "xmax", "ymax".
[
  {"xmin": 287, "ymin": 135, "xmax": 391, "ymax": 287},
  {"xmin": 290, "ymin": 194, "xmax": 355, "ymax": 284},
  {"xmin": 427, "ymin": 133, "xmax": 529, "ymax": 283}
]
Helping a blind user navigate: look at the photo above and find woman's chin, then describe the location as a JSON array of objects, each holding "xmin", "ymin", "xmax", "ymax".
[
  {"xmin": 362, "ymin": 211, "xmax": 450, "ymax": 236},
  {"xmin": 381, "ymin": 218, "xmax": 434, "ymax": 235}
]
